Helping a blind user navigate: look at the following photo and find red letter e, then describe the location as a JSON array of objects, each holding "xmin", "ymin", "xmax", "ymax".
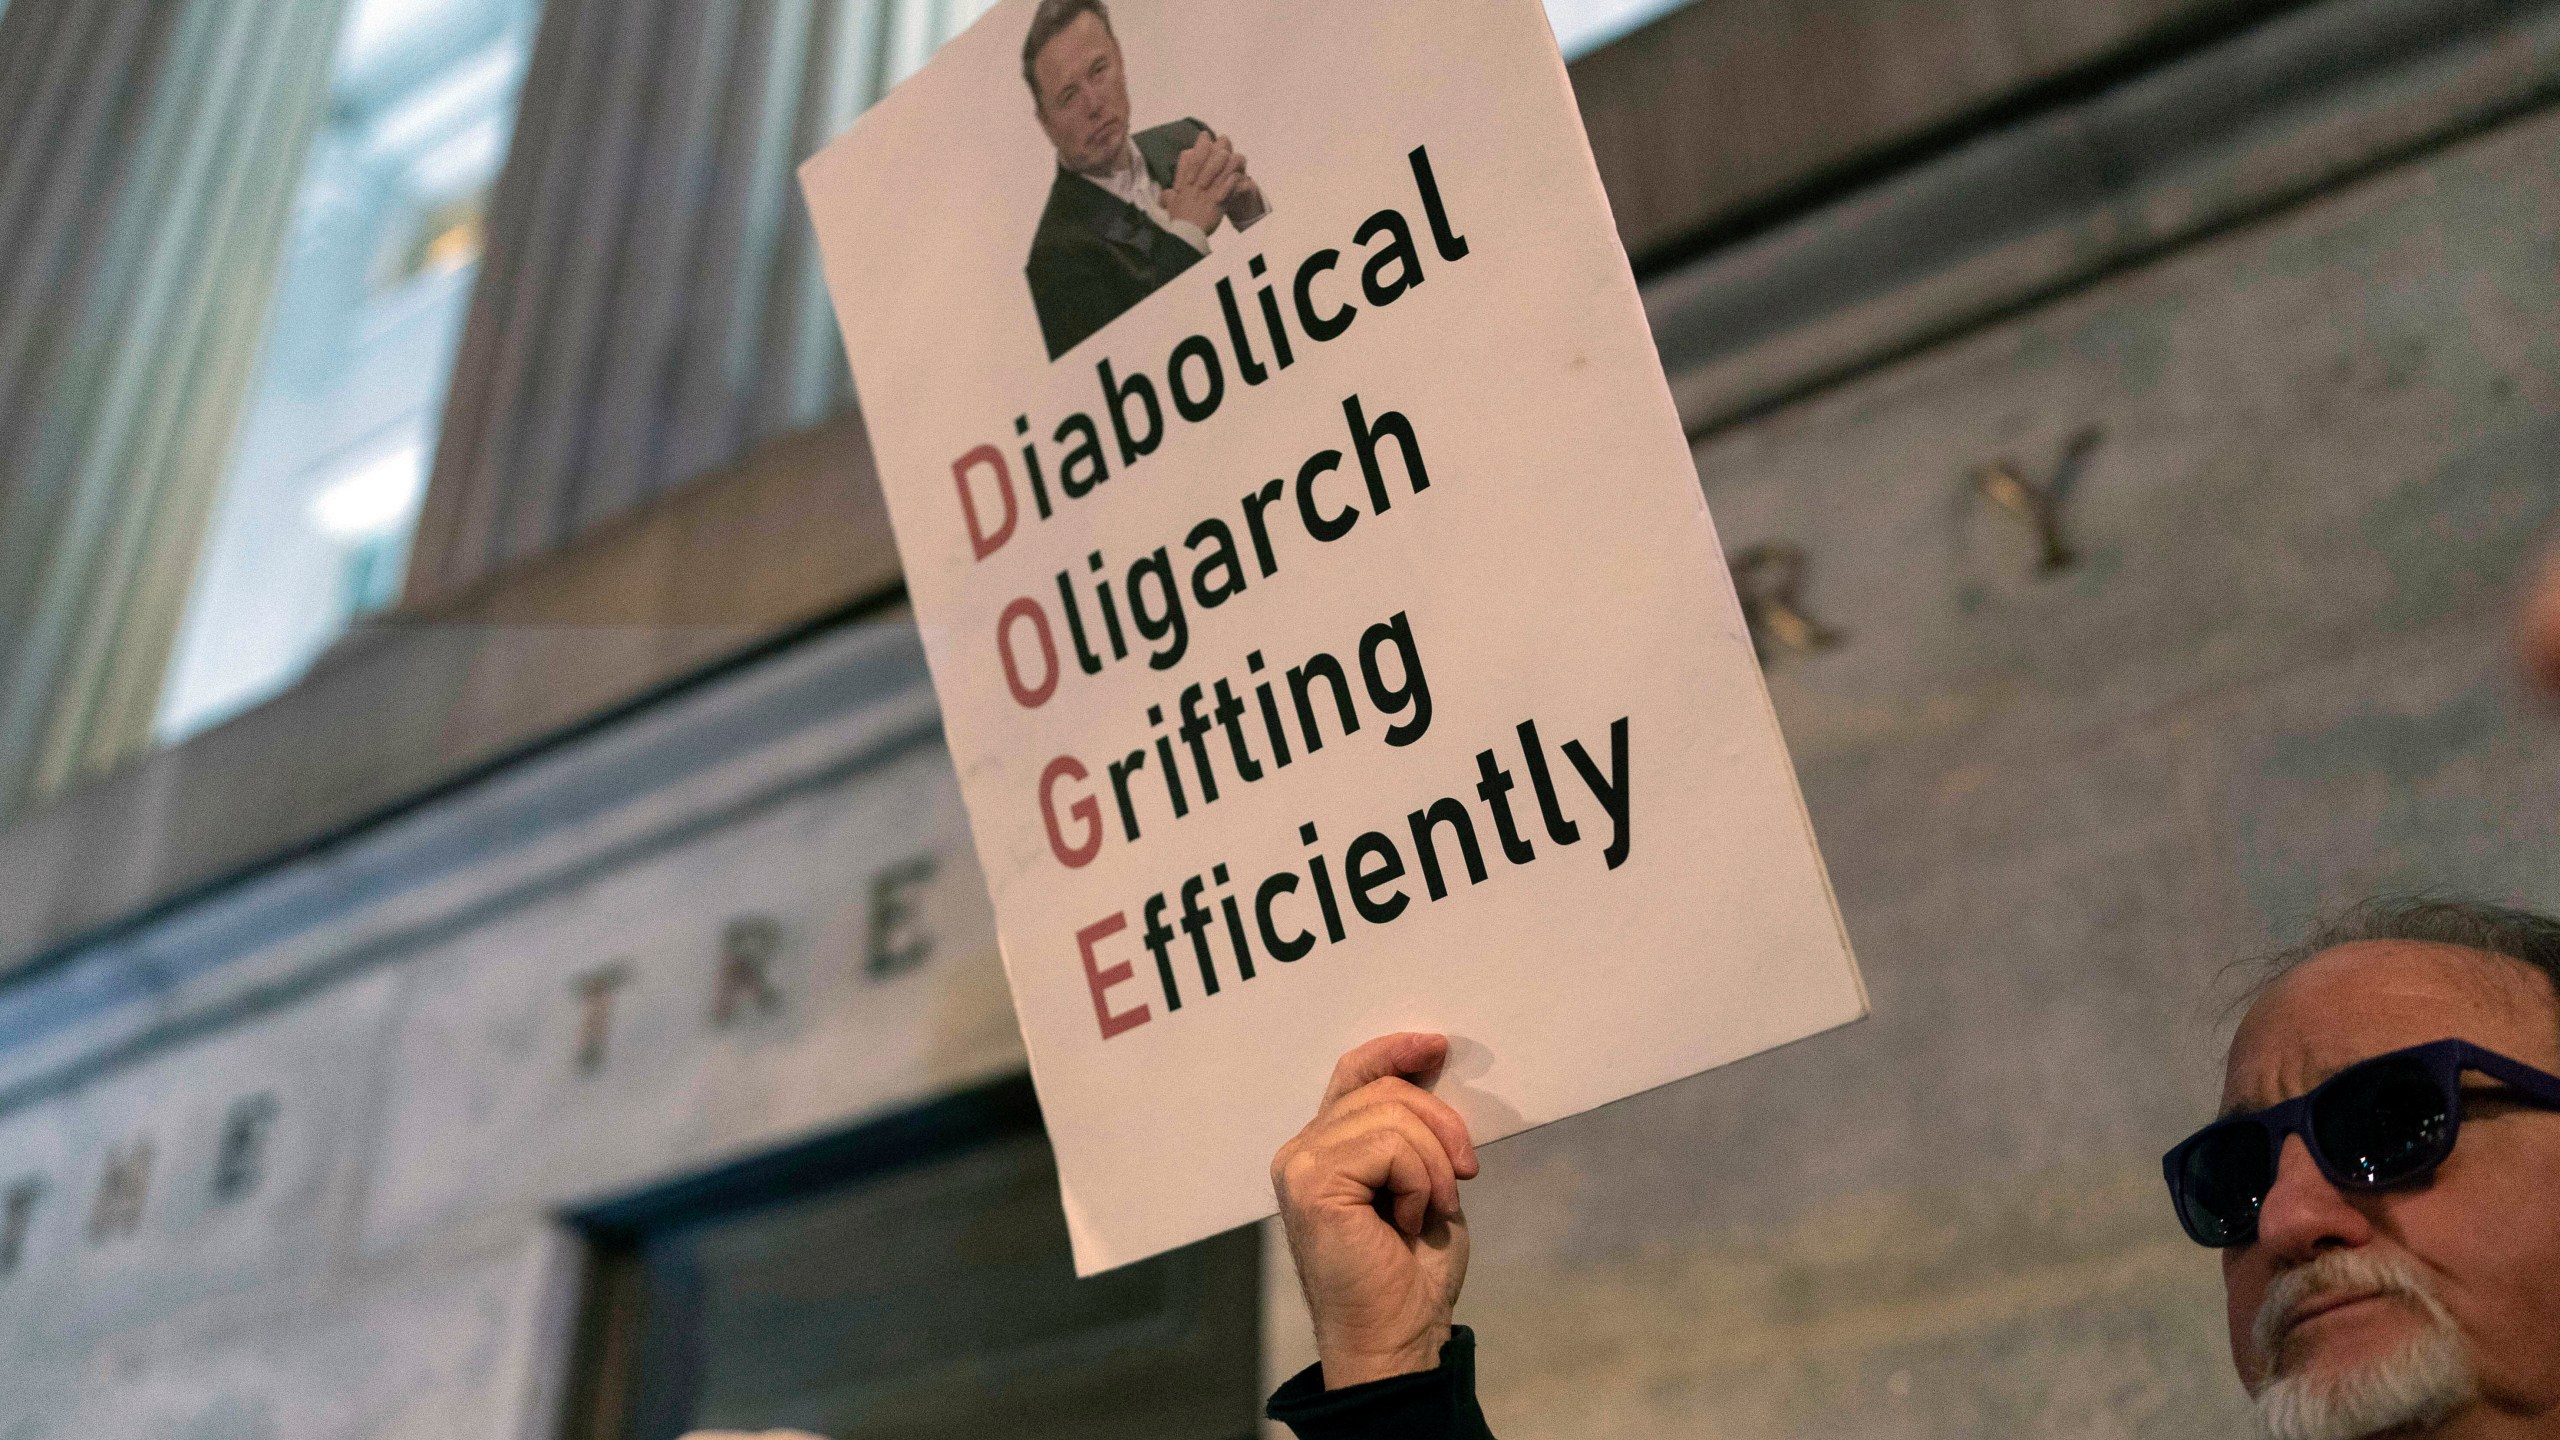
[{"xmin": 1078, "ymin": 913, "xmax": 1150, "ymax": 1040}]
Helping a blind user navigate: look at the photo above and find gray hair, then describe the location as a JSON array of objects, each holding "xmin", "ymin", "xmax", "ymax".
[{"xmin": 2241, "ymin": 896, "xmax": 2560, "ymax": 1035}]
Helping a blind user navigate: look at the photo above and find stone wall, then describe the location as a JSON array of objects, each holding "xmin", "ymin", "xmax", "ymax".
[
  {"xmin": 6, "ymin": 2, "xmax": 2559, "ymax": 1436},
  {"xmin": 0, "ymin": 622, "xmax": 1027, "ymax": 1437},
  {"xmin": 1573, "ymin": 0, "xmax": 2280, "ymax": 263},
  {"xmin": 1398, "ymin": 80, "xmax": 2560, "ymax": 1440}
]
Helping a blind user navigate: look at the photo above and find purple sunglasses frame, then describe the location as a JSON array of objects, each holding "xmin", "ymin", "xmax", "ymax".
[{"xmin": 2162, "ymin": 1037, "xmax": 2560, "ymax": 1248}]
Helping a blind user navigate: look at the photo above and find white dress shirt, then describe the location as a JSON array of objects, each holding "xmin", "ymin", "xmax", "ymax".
[{"xmin": 1081, "ymin": 138, "xmax": 1210, "ymax": 255}]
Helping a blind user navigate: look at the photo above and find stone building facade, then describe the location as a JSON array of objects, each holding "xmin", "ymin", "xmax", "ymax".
[{"xmin": 2, "ymin": 0, "xmax": 2557, "ymax": 1435}]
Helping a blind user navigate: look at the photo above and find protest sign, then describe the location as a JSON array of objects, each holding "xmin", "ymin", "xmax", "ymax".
[{"xmin": 801, "ymin": 0, "xmax": 1867, "ymax": 1273}]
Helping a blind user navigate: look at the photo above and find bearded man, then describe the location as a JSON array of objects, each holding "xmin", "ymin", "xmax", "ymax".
[{"xmin": 1268, "ymin": 898, "xmax": 2560, "ymax": 1439}]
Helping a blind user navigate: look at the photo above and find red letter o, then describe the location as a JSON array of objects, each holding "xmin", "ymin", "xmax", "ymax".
[{"xmin": 997, "ymin": 597, "xmax": 1060, "ymax": 708}]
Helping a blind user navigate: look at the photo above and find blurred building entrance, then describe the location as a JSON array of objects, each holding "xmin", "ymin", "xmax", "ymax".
[{"xmin": 562, "ymin": 1079, "xmax": 1264, "ymax": 1440}]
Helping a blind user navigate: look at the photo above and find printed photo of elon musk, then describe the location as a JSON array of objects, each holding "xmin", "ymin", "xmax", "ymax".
[{"xmin": 1021, "ymin": 0, "xmax": 1272, "ymax": 360}]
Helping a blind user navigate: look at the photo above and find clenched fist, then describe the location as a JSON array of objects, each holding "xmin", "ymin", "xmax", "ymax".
[{"xmin": 1271, "ymin": 1033, "xmax": 1482, "ymax": 1389}]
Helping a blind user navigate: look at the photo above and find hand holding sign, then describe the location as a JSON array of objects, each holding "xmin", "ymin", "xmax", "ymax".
[{"xmin": 1273, "ymin": 1032, "xmax": 1480, "ymax": 1387}]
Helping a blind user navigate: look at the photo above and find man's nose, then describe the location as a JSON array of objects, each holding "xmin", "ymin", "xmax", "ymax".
[{"xmin": 2254, "ymin": 1134, "xmax": 2374, "ymax": 1261}]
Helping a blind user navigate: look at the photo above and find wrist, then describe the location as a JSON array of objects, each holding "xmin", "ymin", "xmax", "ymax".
[{"xmin": 1316, "ymin": 1321, "xmax": 1452, "ymax": 1389}]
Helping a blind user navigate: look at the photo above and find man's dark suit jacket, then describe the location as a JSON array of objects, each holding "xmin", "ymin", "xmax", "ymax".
[{"xmin": 1026, "ymin": 118, "xmax": 1213, "ymax": 360}]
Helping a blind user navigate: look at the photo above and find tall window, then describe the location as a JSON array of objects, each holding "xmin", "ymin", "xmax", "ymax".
[
  {"xmin": 1548, "ymin": 0, "xmax": 1698, "ymax": 55},
  {"xmin": 152, "ymin": 0, "xmax": 1016, "ymax": 744},
  {"xmin": 154, "ymin": 0, "xmax": 543, "ymax": 740}
]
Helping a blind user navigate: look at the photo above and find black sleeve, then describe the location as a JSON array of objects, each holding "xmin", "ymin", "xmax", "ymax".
[
  {"xmin": 1028, "ymin": 247, "xmax": 1106, "ymax": 362},
  {"xmin": 1264, "ymin": 1327, "xmax": 1497, "ymax": 1439}
]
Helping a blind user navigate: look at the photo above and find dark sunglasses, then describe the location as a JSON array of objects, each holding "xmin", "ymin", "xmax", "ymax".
[{"xmin": 2163, "ymin": 1038, "xmax": 2560, "ymax": 1248}]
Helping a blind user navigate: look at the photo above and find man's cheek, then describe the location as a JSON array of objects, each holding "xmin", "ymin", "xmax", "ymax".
[{"xmin": 2224, "ymin": 1261, "xmax": 2268, "ymax": 1379}]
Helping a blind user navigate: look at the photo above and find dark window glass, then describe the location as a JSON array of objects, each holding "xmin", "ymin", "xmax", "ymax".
[{"xmin": 565, "ymin": 1081, "xmax": 1261, "ymax": 1440}]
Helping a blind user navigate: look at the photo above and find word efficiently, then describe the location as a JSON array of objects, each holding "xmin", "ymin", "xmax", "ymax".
[
  {"xmin": 1075, "ymin": 714, "xmax": 1632, "ymax": 1040},
  {"xmin": 1038, "ymin": 609, "xmax": 1429, "ymax": 869}
]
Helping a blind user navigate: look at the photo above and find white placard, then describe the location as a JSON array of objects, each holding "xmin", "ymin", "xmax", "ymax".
[{"xmin": 802, "ymin": 0, "xmax": 1866, "ymax": 1273}]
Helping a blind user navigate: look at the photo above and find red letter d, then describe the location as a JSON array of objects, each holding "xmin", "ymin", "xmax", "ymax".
[{"xmin": 954, "ymin": 445, "xmax": 1017, "ymax": 561}]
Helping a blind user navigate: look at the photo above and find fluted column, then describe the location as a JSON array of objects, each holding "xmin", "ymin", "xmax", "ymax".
[
  {"xmin": 0, "ymin": 0, "xmax": 346, "ymax": 820},
  {"xmin": 410, "ymin": 0, "xmax": 998, "ymax": 605}
]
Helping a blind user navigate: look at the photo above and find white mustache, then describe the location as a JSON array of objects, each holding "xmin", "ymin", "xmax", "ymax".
[
  {"xmin": 2252, "ymin": 1250, "xmax": 2447, "ymax": 1371},
  {"xmin": 2249, "ymin": 1250, "xmax": 2477, "ymax": 1440}
]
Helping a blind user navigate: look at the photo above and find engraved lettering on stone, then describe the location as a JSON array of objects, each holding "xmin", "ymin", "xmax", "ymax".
[
  {"xmin": 1729, "ymin": 543, "xmax": 1844, "ymax": 660},
  {"xmin": 212, "ymin": 1094, "xmax": 281, "ymax": 1203},
  {"xmin": 1, "ymin": 1178, "xmax": 42, "ymax": 1276},
  {"xmin": 867, "ymin": 855, "xmax": 940, "ymax": 979},
  {"xmin": 1971, "ymin": 426, "xmax": 2103, "ymax": 575},
  {"xmin": 572, "ymin": 963, "xmax": 634, "ymax": 1076},
  {"xmin": 87, "ymin": 1140, "xmax": 152, "ymax": 1244},
  {"xmin": 712, "ymin": 916, "xmax": 785, "ymax": 1027}
]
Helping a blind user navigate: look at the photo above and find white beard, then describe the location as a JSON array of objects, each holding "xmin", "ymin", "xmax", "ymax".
[{"xmin": 2250, "ymin": 1251, "xmax": 2478, "ymax": 1440}]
